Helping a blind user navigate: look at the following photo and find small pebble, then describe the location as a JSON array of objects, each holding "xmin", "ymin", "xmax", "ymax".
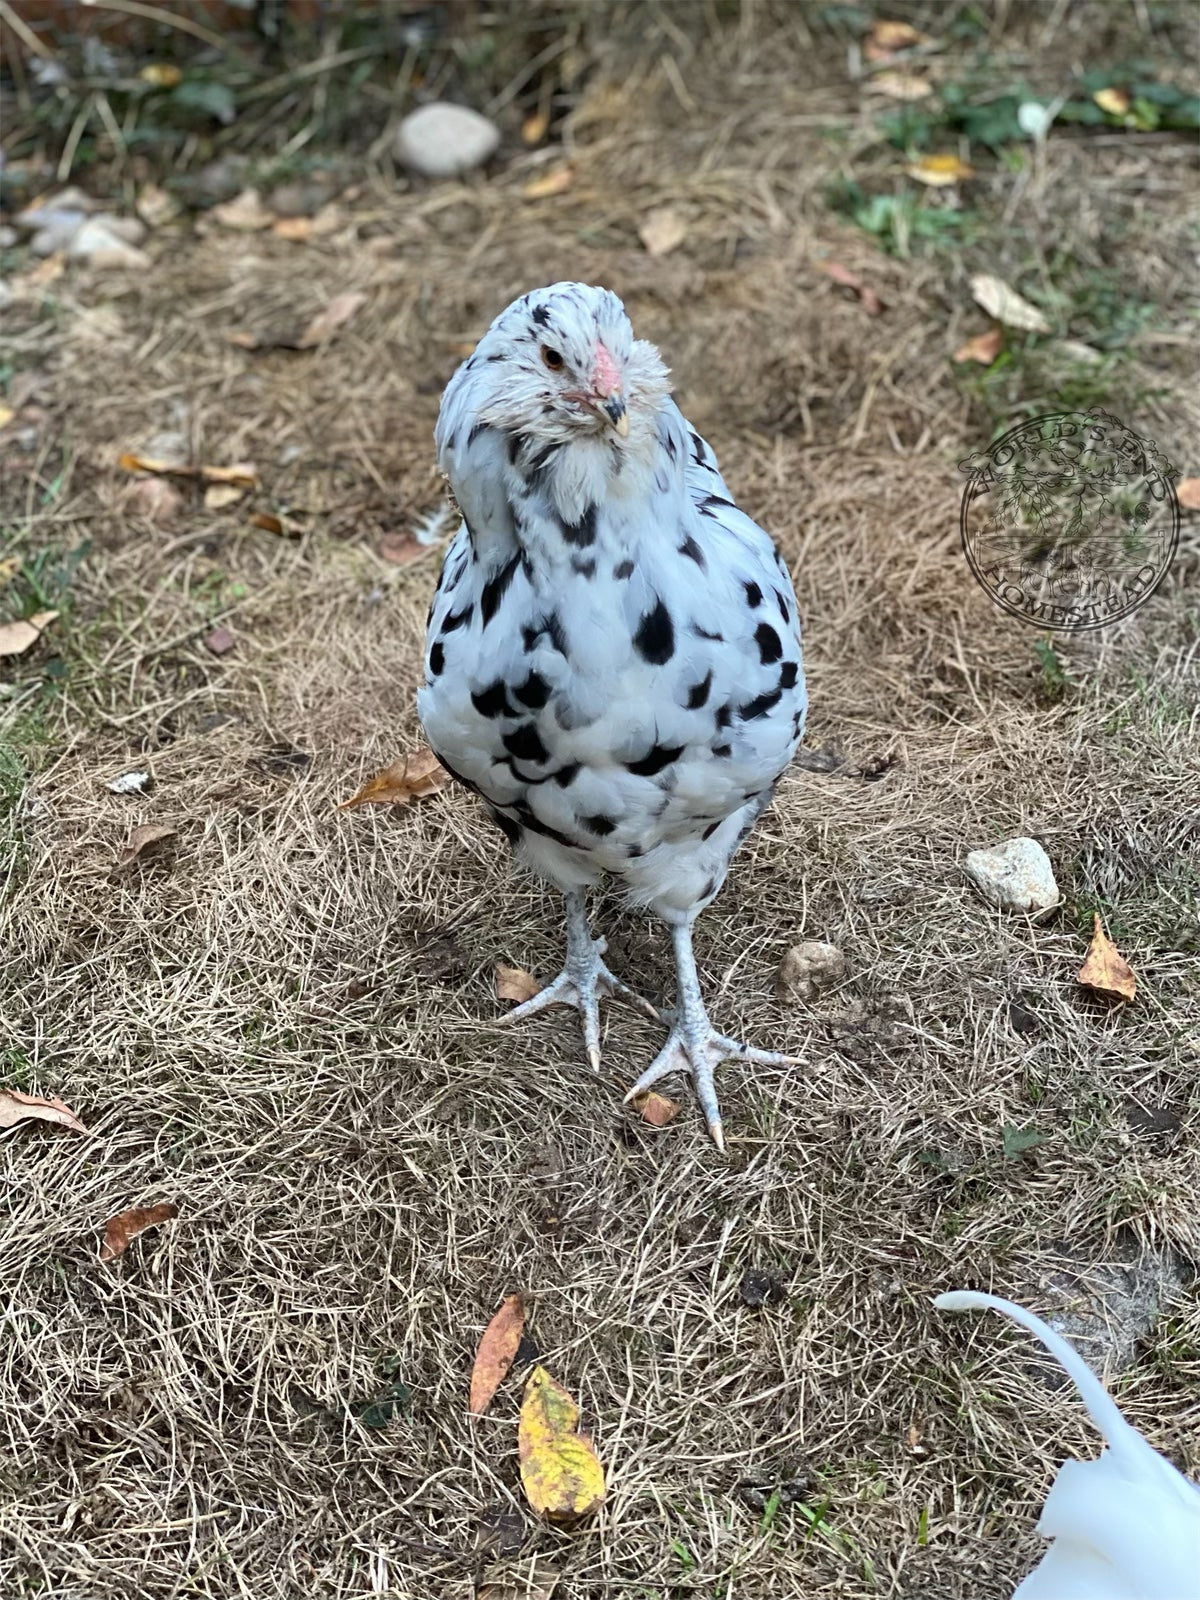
[
  {"xmin": 965, "ymin": 837, "xmax": 1059, "ymax": 912},
  {"xmin": 394, "ymin": 102, "xmax": 500, "ymax": 178}
]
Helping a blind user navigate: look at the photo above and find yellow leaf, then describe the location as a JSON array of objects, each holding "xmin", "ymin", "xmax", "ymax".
[
  {"xmin": 0, "ymin": 403, "xmax": 14, "ymax": 430},
  {"xmin": 1078, "ymin": 913, "xmax": 1136, "ymax": 1003},
  {"xmin": 868, "ymin": 19, "xmax": 928, "ymax": 51},
  {"xmin": 868, "ymin": 70, "xmax": 933, "ymax": 101},
  {"xmin": 339, "ymin": 748, "xmax": 449, "ymax": 810},
  {"xmin": 953, "ymin": 327, "xmax": 1004, "ymax": 365},
  {"xmin": 518, "ymin": 1367, "xmax": 606, "ymax": 1523},
  {"xmin": 522, "ymin": 165, "xmax": 574, "ymax": 199},
  {"xmin": 0, "ymin": 556, "xmax": 21, "ymax": 587},
  {"xmin": 906, "ymin": 153, "xmax": 973, "ymax": 186},
  {"xmin": 522, "ymin": 109, "xmax": 550, "ymax": 145},
  {"xmin": 0, "ymin": 609, "xmax": 57, "ymax": 658},
  {"xmin": 1093, "ymin": 87, "xmax": 1131, "ymax": 116},
  {"xmin": 1175, "ymin": 478, "xmax": 1200, "ymax": 511},
  {"xmin": 139, "ymin": 63, "xmax": 182, "ymax": 87}
]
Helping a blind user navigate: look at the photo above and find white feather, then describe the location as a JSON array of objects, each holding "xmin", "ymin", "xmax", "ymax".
[{"xmin": 936, "ymin": 1290, "xmax": 1200, "ymax": 1599}]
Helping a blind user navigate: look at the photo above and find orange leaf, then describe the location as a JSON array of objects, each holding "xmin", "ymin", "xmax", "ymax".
[
  {"xmin": 906, "ymin": 153, "xmax": 973, "ymax": 187},
  {"xmin": 248, "ymin": 510, "xmax": 301, "ymax": 537},
  {"xmin": 1078, "ymin": 913, "xmax": 1136, "ymax": 1003},
  {"xmin": 1175, "ymin": 478, "xmax": 1200, "ymax": 511},
  {"xmin": 518, "ymin": 1367, "xmax": 605, "ymax": 1523},
  {"xmin": 339, "ymin": 748, "xmax": 449, "ymax": 809},
  {"xmin": 469, "ymin": 1293, "xmax": 526, "ymax": 1415},
  {"xmin": 0, "ymin": 1088, "xmax": 87, "ymax": 1136},
  {"xmin": 112, "ymin": 822, "xmax": 177, "ymax": 874},
  {"xmin": 817, "ymin": 260, "xmax": 885, "ymax": 316},
  {"xmin": 631, "ymin": 1089, "xmax": 680, "ymax": 1128},
  {"xmin": 868, "ymin": 18, "xmax": 928, "ymax": 51},
  {"xmin": 117, "ymin": 454, "xmax": 257, "ymax": 489},
  {"xmin": 496, "ymin": 964, "xmax": 540, "ymax": 1004},
  {"xmin": 522, "ymin": 165, "xmax": 574, "ymax": 199},
  {"xmin": 953, "ymin": 327, "xmax": 1004, "ymax": 365},
  {"xmin": 100, "ymin": 1200, "xmax": 178, "ymax": 1263}
]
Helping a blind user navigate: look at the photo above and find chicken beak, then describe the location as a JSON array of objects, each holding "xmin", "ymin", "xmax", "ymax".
[{"xmin": 601, "ymin": 389, "xmax": 629, "ymax": 436}]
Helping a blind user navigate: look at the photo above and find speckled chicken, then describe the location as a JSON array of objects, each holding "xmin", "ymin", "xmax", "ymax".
[{"xmin": 417, "ymin": 282, "xmax": 807, "ymax": 1146}]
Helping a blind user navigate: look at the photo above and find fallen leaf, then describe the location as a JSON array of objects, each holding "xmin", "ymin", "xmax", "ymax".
[
  {"xmin": 518, "ymin": 1366, "xmax": 605, "ymax": 1523},
  {"xmin": 107, "ymin": 771, "xmax": 150, "ymax": 795},
  {"xmin": 867, "ymin": 18, "xmax": 928, "ymax": 52},
  {"xmin": 638, "ymin": 207, "xmax": 687, "ymax": 257},
  {"xmin": 906, "ymin": 153, "xmax": 974, "ymax": 186},
  {"xmin": 139, "ymin": 63, "xmax": 182, "ymax": 87},
  {"xmin": 0, "ymin": 556, "xmax": 20, "ymax": 586},
  {"xmin": 522, "ymin": 165, "xmax": 574, "ymax": 199},
  {"xmin": 868, "ymin": 70, "xmax": 933, "ymax": 100},
  {"xmin": 211, "ymin": 187, "xmax": 273, "ymax": 231},
  {"xmin": 203, "ymin": 626, "xmax": 236, "ymax": 656},
  {"xmin": 495, "ymin": 965, "xmax": 540, "ymax": 1005},
  {"xmin": 99, "ymin": 1200, "xmax": 178, "ymax": 1263},
  {"xmin": 0, "ymin": 609, "xmax": 58, "ymax": 658},
  {"xmin": 203, "ymin": 481, "xmax": 248, "ymax": 510},
  {"xmin": 469, "ymin": 1293, "xmax": 527, "ymax": 1415},
  {"xmin": 296, "ymin": 290, "xmax": 367, "ymax": 350},
  {"xmin": 113, "ymin": 821, "xmax": 177, "ymax": 874},
  {"xmin": 117, "ymin": 454, "xmax": 258, "ymax": 489},
  {"xmin": 378, "ymin": 530, "xmax": 432, "ymax": 566},
  {"xmin": 817, "ymin": 259, "xmax": 885, "ymax": 315},
  {"xmin": 1078, "ymin": 913, "xmax": 1136, "ymax": 1003},
  {"xmin": 339, "ymin": 747, "xmax": 449, "ymax": 809},
  {"xmin": 0, "ymin": 1089, "xmax": 87, "ymax": 1136},
  {"xmin": 953, "ymin": 326, "xmax": 1004, "ymax": 364},
  {"xmin": 631, "ymin": 1089, "xmax": 680, "ymax": 1128},
  {"xmin": 969, "ymin": 272, "xmax": 1050, "ymax": 334},
  {"xmin": 127, "ymin": 477, "xmax": 185, "ymax": 520},
  {"xmin": 1175, "ymin": 478, "xmax": 1200, "ymax": 511},
  {"xmin": 272, "ymin": 216, "xmax": 312, "ymax": 242},
  {"xmin": 1094, "ymin": 87, "xmax": 1131, "ymax": 116},
  {"xmin": 249, "ymin": 510, "xmax": 301, "ymax": 537},
  {"xmin": 351, "ymin": 1378, "xmax": 412, "ymax": 1427},
  {"xmin": 522, "ymin": 109, "xmax": 550, "ymax": 144},
  {"xmin": 136, "ymin": 183, "xmax": 178, "ymax": 227},
  {"xmin": 0, "ymin": 403, "xmax": 14, "ymax": 429}
]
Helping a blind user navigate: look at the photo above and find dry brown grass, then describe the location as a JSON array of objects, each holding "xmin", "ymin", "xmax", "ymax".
[{"xmin": 3, "ymin": 5, "xmax": 1200, "ymax": 1597}]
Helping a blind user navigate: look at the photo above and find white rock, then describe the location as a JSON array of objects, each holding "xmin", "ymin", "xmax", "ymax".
[
  {"xmin": 394, "ymin": 102, "xmax": 500, "ymax": 178},
  {"xmin": 965, "ymin": 837, "xmax": 1059, "ymax": 912},
  {"xmin": 30, "ymin": 211, "xmax": 87, "ymax": 255},
  {"xmin": 777, "ymin": 940, "xmax": 847, "ymax": 1002},
  {"xmin": 67, "ymin": 219, "xmax": 150, "ymax": 268}
]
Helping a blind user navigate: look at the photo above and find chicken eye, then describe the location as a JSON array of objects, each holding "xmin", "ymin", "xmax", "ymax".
[{"xmin": 541, "ymin": 346, "xmax": 564, "ymax": 372}]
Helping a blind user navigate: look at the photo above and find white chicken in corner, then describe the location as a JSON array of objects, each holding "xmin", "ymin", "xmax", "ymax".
[{"xmin": 936, "ymin": 1291, "xmax": 1200, "ymax": 1599}]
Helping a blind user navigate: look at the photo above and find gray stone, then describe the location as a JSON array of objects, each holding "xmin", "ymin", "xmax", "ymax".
[
  {"xmin": 965, "ymin": 836, "xmax": 1059, "ymax": 912},
  {"xmin": 67, "ymin": 219, "xmax": 150, "ymax": 268},
  {"xmin": 30, "ymin": 212, "xmax": 87, "ymax": 255},
  {"xmin": 777, "ymin": 940, "xmax": 847, "ymax": 1002},
  {"xmin": 394, "ymin": 102, "xmax": 500, "ymax": 178}
]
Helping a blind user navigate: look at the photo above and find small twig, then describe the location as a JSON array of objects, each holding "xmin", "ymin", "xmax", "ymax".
[
  {"xmin": 79, "ymin": 0, "xmax": 234, "ymax": 55},
  {"xmin": 0, "ymin": 0, "xmax": 53, "ymax": 58},
  {"xmin": 57, "ymin": 94, "xmax": 95, "ymax": 183}
]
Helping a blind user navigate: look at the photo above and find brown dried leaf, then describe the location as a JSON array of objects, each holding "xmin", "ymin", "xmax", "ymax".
[
  {"xmin": 1078, "ymin": 913, "xmax": 1136, "ymax": 1003},
  {"xmin": 469, "ymin": 1293, "xmax": 526, "ymax": 1415},
  {"xmin": 953, "ymin": 327, "xmax": 1004, "ymax": 365},
  {"xmin": 204, "ymin": 626, "xmax": 236, "ymax": 656},
  {"xmin": 0, "ymin": 609, "xmax": 57, "ymax": 658},
  {"xmin": 495, "ymin": 965, "xmax": 540, "ymax": 1005},
  {"xmin": 100, "ymin": 1200, "xmax": 178, "ymax": 1263},
  {"xmin": 907, "ymin": 153, "xmax": 973, "ymax": 186},
  {"xmin": 867, "ymin": 19, "xmax": 928, "ymax": 52},
  {"xmin": 638, "ymin": 207, "xmax": 687, "ymax": 257},
  {"xmin": 296, "ymin": 290, "xmax": 367, "ymax": 350},
  {"xmin": 203, "ymin": 481, "xmax": 248, "ymax": 511},
  {"xmin": 1175, "ymin": 478, "xmax": 1200, "ymax": 511},
  {"xmin": 522, "ymin": 165, "xmax": 574, "ymax": 199},
  {"xmin": 0, "ymin": 1089, "xmax": 87, "ymax": 1136},
  {"xmin": 211, "ymin": 187, "xmax": 272, "ymax": 231},
  {"xmin": 378, "ymin": 530, "xmax": 432, "ymax": 566},
  {"xmin": 817, "ymin": 260, "xmax": 885, "ymax": 316},
  {"xmin": 631, "ymin": 1089, "xmax": 681, "ymax": 1128},
  {"xmin": 249, "ymin": 510, "xmax": 302, "ymax": 538},
  {"xmin": 868, "ymin": 70, "xmax": 933, "ymax": 100},
  {"xmin": 518, "ymin": 1367, "xmax": 605, "ymax": 1523},
  {"xmin": 339, "ymin": 747, "xmax": 449, "ymax": 810},
  {"xmin": 117, "ymin": 454, "xmax": 258, "ymax": 489},
  {"xmin": 113, "ymin": 822, "xmax": 177, "ymax": 874}
]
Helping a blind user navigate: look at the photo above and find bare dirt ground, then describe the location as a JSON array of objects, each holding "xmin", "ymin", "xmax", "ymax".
[{"xmin": 2, "ymin": 5, "xmax": 1199, "ymax": 1598}]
